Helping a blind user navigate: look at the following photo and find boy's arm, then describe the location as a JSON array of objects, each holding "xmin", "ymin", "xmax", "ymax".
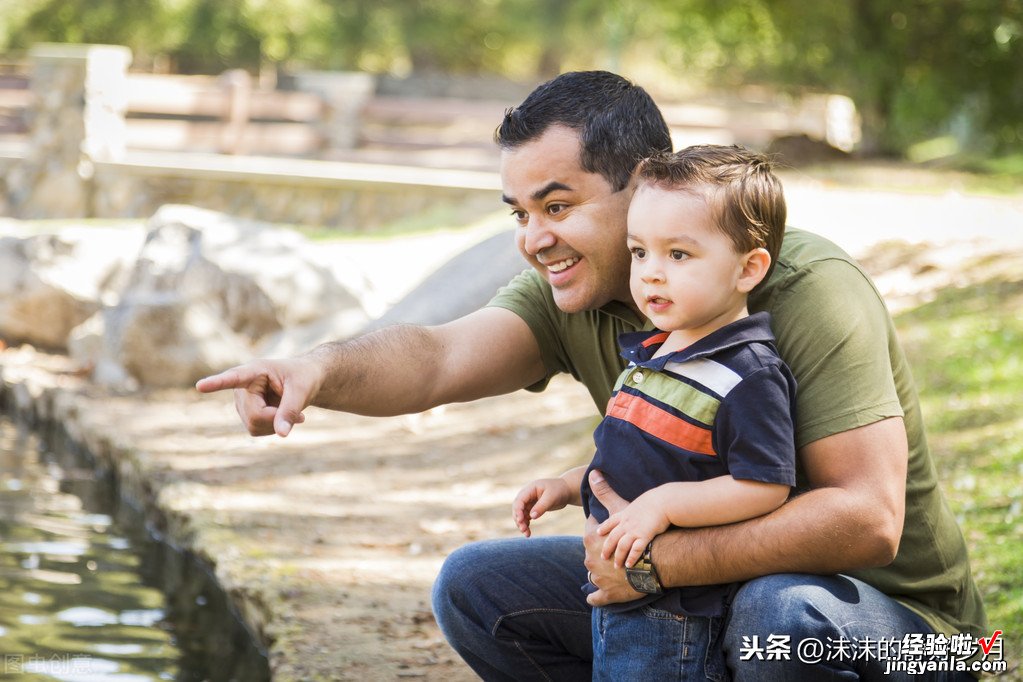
[
  {"xmin": 558, "ymin": 465, "xmax": 587, "ymax": 505},
  {"xmin": 597, "ymin": 476, "xmax": 789, "ymax": 568},
  {"xmin": 655, "ymin": 477, "xmax": 789, "ymax": 528}
]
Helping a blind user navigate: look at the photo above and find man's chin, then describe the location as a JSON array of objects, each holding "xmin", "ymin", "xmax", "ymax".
[{"xmin": 551, "ymin": 288, "xmax": 597, "ymax": 314}]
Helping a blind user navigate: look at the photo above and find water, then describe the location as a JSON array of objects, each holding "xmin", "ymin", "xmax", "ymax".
[{"xmin": 0, "ymin": 415, "xmax": 269, "ymax": 681}]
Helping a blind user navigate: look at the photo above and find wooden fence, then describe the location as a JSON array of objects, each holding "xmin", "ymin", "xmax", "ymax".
[
  {"xmin": 0, "ymin": 66, "xmax": 332, "ymax": 156},
  {"xmin": 0, "ymin": 61, "xmax": 855, "ymax": 163}
]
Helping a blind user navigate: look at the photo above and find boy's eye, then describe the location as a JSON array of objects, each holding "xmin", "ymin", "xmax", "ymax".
[
  {"xmin": 630, "ymin": 247, "xmax": 646, "ymax": 259},
  {"xmin": 670, "ymin": 250, "xmax": 688, "ymax": 261}
]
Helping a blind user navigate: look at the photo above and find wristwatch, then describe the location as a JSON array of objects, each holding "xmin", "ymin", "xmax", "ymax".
[{"xmin": 625, "ymin": 541, "xmax": 663, "ymax": 594}]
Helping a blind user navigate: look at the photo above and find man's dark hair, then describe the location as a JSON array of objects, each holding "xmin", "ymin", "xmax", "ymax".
[{"xmin": 495, "ymin": 71, "xmax": 672, "ymax": 192}]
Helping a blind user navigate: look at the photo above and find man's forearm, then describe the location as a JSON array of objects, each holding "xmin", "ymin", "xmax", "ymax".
[
  {"xmin": 652, "ymin": 485, "xmax": 898, "ymax": 588},
  {"xmin": 305, "ymin": 324, "xmax": 445, "ymax": 417}
]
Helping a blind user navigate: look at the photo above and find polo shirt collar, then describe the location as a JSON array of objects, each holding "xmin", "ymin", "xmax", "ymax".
[{"xmin": 618, "ymin": 311, "xmax": 775, "ymax": 369}]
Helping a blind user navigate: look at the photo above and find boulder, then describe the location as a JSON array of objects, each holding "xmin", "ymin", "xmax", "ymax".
[
  {"xmin": 0, "ymin": 225, "xmax": 145, "ymax": 350},
  {"xmin": 259, "ymin": 229, "xmax": 527, "ymax": 357},
  {"xmin": 361, "ymin": 229, "xmax": 525, "ymax": 332},
  {"xmin": 72, "ymin": 292, "xmax": 254, "ymax": 389},
  {"xmin": 73, "ymin": 205, "xmax": 369, "ymax": 387},
  {"xmin": 126, "ymin": 204, "xmax": 367, "ymax": 335}
]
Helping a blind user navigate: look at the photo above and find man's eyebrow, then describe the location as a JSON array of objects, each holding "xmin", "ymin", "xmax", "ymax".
[
  {"xmin": 532, "ymin": 181, "xmax": 573, "ymax": 202},
  {"xmin": 502, "ymin": 181, "xmax": 574, "ymax": 206}
]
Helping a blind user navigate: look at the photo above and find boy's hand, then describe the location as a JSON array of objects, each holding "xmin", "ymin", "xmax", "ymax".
[
  {"xmin": 596, "ymin": 488, "xmax": 672, "ymax": 568},
  {"xmin": 512, "ymin": 478, "xmax": 573, "ymax": 537}
]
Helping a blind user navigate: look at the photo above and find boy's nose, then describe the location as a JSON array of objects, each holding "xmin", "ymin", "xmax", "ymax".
[{"xmin": 640, "ymin": 263, "xmax": 665, "ymax": 283}]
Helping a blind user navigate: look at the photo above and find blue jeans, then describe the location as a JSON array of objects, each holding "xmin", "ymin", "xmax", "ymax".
[
  {"xmin": 592, "ymin": 605, "xmax": 727, "ymax": 681},
  {"xmin": 432, "ymin": 536, "xmax": 974, "ymax": 681}
]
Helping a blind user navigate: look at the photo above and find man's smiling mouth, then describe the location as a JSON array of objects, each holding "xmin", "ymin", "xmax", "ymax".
[{"xmin": 547, "ymin": 257, "xmax": 580, "ymax": 273}]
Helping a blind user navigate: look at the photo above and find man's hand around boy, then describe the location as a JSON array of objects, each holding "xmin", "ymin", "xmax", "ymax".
[
  {"xmin": 597, "ymin": 486, "xmax": 672, "ymax": 568},
  {"xmin": 513, "ymin": 478, "xmax": 574, "ymax": 537}
]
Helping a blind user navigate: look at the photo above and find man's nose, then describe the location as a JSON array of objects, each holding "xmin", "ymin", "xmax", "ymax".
[{"xmin": 521, "ymin": 218, "xmax": 556, "ymax": 256}]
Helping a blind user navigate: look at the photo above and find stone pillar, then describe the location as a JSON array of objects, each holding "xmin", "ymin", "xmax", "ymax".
[
  {"xmin": 292, "ymin": 71, "xmax": 376, "ymax": 150},
  {"xmin": 7, "ymin": 43, "xmax": 132, "ymax": 218}
]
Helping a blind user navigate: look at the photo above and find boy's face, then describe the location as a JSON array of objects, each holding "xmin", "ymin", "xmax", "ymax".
[
  {"xmin": 501, "ymin": 125, "xmax": 634, "ymax": 314},
  {"xmin": 627, "ymin": 183, "xmax": 752, "ymax": 340}
]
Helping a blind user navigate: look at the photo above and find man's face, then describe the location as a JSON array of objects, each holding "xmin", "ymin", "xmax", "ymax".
[{"xmin": 500, "ymin": 125, "xmax": 634, "ymax": 314}]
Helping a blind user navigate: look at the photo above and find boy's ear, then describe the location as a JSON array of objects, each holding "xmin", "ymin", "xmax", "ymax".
[{"xmin": 737, "ymin": 248, "xmax": 771, "ymax": 293}]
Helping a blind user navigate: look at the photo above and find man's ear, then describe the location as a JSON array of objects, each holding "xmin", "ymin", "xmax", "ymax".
[{"xmin": 737, "ymin": 248, "xmax": 771, "ymax": 293}]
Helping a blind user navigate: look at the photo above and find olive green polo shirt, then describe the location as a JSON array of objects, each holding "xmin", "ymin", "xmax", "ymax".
[{"xmin": 488, "ymin": 227, "xmax": 987, "ymax": 641}]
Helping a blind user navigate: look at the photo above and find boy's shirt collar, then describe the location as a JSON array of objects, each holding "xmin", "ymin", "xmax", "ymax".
[{"xmin": 618, "ymin": 311, "xmax": 776, "ymax": 369}]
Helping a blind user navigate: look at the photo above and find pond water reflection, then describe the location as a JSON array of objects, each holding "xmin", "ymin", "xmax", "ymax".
[{"xmin": 1, "ymin": 415, "xmax": 187, "ymax": 681}]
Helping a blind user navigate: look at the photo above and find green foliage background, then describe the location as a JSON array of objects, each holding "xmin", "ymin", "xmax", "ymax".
[
  {"xmin": 896, "ymin": 270, "xmax": 1023, "ymax": 677},
  {"xmin": 1, "ymin": 0, "xmax": 1022, "ymax": 157}
]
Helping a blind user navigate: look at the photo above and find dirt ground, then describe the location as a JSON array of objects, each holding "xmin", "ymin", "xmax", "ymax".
[{"xmin": 1, "ymin": 179, "xmax": 1021, "ymax": 681}]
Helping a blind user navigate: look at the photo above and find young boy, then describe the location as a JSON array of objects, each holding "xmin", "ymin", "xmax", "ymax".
[{"xmin": 512, "ymin": 144, "xmax": 797, "ymax": 680}]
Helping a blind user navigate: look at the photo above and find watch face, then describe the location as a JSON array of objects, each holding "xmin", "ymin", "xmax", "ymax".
[{"xmin": 626, "ymin": 568, "xmax": 662, "ymax": 594}]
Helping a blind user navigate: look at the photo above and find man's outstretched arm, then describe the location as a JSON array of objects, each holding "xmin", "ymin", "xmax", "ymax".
[
  {"xmin": 196, "ymin": 307, "xmax": 547, "ymax": 437},
  {"xmin": 583, "ymin": 416, "xmax": 908, "ymax": 605}
]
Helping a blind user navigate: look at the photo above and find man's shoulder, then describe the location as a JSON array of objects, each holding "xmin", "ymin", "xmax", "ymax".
[
  {"xmin": 776, "ymin": 228, "xmax": 858, "ymax": 269},
  {"xmin": 754, "ymin": 228, "xmax": 881, "ymax": 312}
]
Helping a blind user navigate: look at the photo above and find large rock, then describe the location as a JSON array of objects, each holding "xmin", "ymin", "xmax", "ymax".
[
  {"xmin": 73, "ymin": 205, "xmax": 369, "ymax": 388},
  {"xmin": 127, "ymin": 205, "xmax": 367, "ymax": 335},
  {"xmin": 0, "ymin": 225, "xmax": 145, "ymax": 350},
  {"xmin": 362, "ymin": 229, "xmax": 525, "ymax": 331},
  {"xmin": 71, "ymin": 292, "xmax": 255, "ymax": 389},
  {"xmin": 258, "ymin": 229, "xmax": 527, "ymax": 357}
]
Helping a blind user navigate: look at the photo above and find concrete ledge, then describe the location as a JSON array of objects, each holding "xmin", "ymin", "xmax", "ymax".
[
  {"xmin": 103, "ymin": 151, "xmax": 501, "ymax": 191},
  {"xmin": 91, "ymin": 152, "xmax": 501, "ymax": 229},
  {"xmin": 0, "ymin": 345, "xmax": 598, "ymax": 679}
]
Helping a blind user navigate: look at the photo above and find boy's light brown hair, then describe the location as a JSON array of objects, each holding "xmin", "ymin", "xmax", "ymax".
[{"xmin": 634, "ymin": 145, "xmax": 787, "ymax": 272}]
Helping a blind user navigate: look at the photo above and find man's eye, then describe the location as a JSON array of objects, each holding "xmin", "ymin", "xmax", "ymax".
[
  {"xmin": 511, "ymin": 209, "xmax": 527, "ymax": 223},
  {"xmin": 547, "ymin": 204, "xmax": 565, "ymax": 215}
]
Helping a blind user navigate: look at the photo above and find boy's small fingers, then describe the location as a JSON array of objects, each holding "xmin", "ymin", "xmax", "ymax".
[
  {"xmin": 616, "ymin": 547, "xmax": 629, "ymax": 569},
  {"xmin": 625, "ymin": 544, "xmax": 643, "ymax": 569}
]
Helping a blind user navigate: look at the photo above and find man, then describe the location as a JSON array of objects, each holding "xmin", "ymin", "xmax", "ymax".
[{"xmin": 198, "ymin": 71, "xmax": 986, "ymax": 680}]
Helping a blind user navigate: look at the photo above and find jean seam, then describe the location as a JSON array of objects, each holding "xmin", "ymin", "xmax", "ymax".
[
  {"xmin": 491, "ymin": 607, "xmax": 591, "ymax": 635},
  {"xmin": 512, "ymin": 641, "xmax": 554, "ymax": 682},
  {"xmin": 493, "ymin": 608, "xmax": 589, "ymax": 682}
]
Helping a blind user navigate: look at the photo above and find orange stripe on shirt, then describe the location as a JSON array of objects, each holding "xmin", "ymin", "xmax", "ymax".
[
  {"xmin": 606, "ymin": 391, "xmax": 716, "ymax": 456},
  {"xmin": 641, "ymin": 332, "xmax": 671, "ymax": 348}
]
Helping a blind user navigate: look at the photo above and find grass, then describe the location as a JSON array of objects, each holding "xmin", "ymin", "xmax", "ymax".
[{"xmin": 896, "ymin": 274, "xmax": 1023, "ymax": 679}]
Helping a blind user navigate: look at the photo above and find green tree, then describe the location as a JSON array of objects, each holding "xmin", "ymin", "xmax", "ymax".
[
  {"xmin": 2, "ymin": 0, "xmax": 173, "ymax": 60},
  {"xmin": 653, "ymin": 0, "xmax": 1023, "ymax": 154}
]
